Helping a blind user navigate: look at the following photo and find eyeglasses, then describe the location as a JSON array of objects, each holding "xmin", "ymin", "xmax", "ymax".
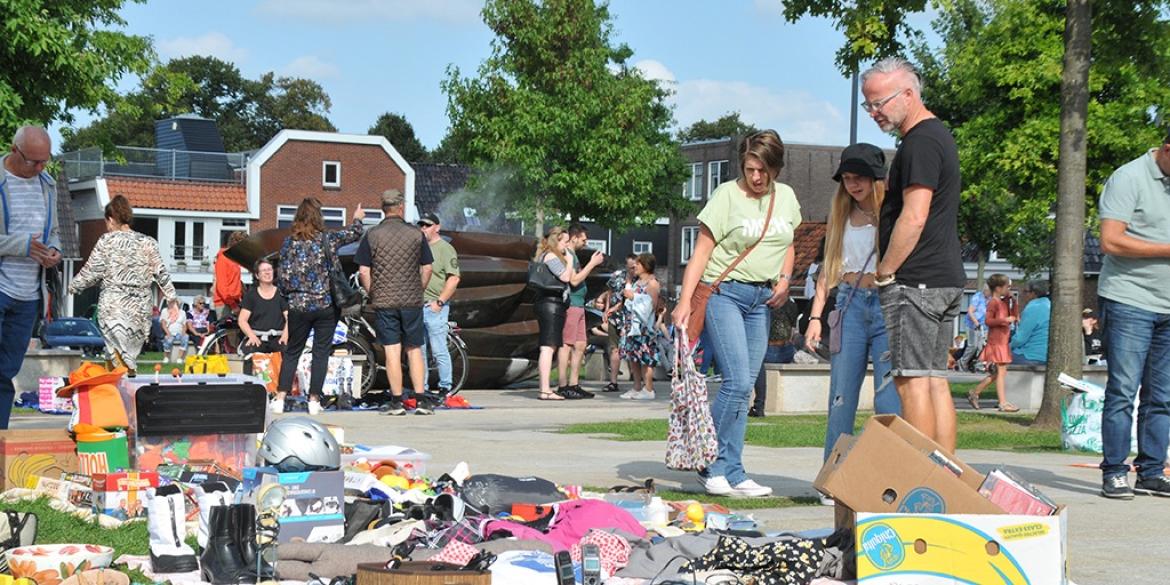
[
  {"xmin": 861, "ymin": 89, "xmax": 907, "ymax": 113},
  {"xmin": 13, "ymin": 145, "xmax": 50, "ymax": 167}
]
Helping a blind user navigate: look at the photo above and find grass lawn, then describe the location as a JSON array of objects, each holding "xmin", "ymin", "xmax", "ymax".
[
  {"xmin": 1, "ymin": 497, "xmax": 151, "ymax": 556},
  {"xmin": 563, "ymin": 411, "xmax": 1064, "ymax": 453}
]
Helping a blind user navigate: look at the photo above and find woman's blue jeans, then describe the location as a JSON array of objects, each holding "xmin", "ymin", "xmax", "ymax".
[
  {"xmin": 823, "ymin": 284, "xmax": 901, "ymax": 460},
  {"xmin": 703, "ymin": 281, "xmax": 771, "ymax": 485}
]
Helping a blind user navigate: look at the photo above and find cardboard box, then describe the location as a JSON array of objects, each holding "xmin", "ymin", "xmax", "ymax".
[
  {"xmin": 242, "ymin": 467, "xmax": 344, "ymax": 543},
  {"xmin": 855, "ymin": 509, "xmax": 1068, "ymax": 584},
  {"xmin": 92, "ymin": 471, "xmax": 159, "ymax": 520},
  {"xmin": 0, "ymin": 430, "xmax": 79, "ymax": 491},
  {"xmin": 815, "ymin": 415, "xmax": 1003, "ymax": 515}
]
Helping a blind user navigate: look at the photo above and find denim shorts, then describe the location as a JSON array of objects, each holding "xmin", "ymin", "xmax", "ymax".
[
  {"xmin": 878, "ymin": 284, "xmax": 963, "ymax": 377},
  {"xmin": 375, "ymin": 307, "xmax": 424, "ymax": 347}
]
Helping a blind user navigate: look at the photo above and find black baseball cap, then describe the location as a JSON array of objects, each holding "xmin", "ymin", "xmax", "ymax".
[
  {"xmin": 833, "ymin": 143, "xmax": 887, "ymax": 182},
  {"xmin": 417, "ymin": 211, "xmax": 441, "ymax": 226}
]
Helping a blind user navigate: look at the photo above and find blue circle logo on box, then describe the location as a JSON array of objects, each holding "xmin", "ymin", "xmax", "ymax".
[
  {"xmin": 860, "ymin": 523, "xmax": 904, "ymax": 571},
  {"xmin": 897, "ymin": 487, "xmax": 946, "ymax": 513}
]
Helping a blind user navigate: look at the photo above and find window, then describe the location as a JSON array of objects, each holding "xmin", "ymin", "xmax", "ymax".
[
  {"xmin": 682, "ymin": 163, "xmax": 703, "ymax": 200},
  {"xmin": 681, "ymin": 226, "xmax": 699, "ymax": 264},
  {"xmin": 220, "ymin": 219, "xmax": 248, "ymax": 246},
  {"xmin": 277, "ymin": 205, "xmax": 345, "ymax": 228},
  {"xmin": 708, "ymin": 160, "xmax": 730, "ymax": 196},
  {"xmin": 633, "ymin": 241, "xmax": 653, "ymax": 255},
  {"xmin": 586, "ymin": 239, "xmax": 608, "ymax": 254},
  {"xmin": 322, "ymin": 161, "xmax": 341, "ymax": 188},
  {"xmin": 363, "ymin": 210, "xmax": 384, "ymax": 227}
]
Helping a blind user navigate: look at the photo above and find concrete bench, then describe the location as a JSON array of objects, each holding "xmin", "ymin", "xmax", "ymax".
[
  {"xmin": 14, "ymin": 349, "xmax": 86, "ymax": 394},
  {"xmin": 1005, "ymin": 364, "xmax": 1107, "ymax": 410},
  {"xmin": 762, "ymin": 363, "xmax": 877, "ymax": 414}
]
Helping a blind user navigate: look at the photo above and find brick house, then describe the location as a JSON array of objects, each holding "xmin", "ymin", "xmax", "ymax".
[{"xmin": 63, "ymin": 121, "xmax": 414, "ymax": 316}]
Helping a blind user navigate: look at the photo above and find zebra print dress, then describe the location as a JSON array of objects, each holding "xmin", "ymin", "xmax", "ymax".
[{"xmin": 68, "ymin": 229, "xmax": 177, "ymax": 371}]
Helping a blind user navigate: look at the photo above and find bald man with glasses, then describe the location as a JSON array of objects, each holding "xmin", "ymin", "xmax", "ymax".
[{"xmin": 0, "ymin": 125, "xmax": 63, "ymax": 429}]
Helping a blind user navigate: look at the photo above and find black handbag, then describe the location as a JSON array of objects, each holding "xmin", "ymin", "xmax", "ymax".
[
  {"xmin": 323, "ymin": 236, "xmax": 361, "ymax": 310},
  {"xmin": 527, "ymin": 258, "xmax": 567, "ymax": 294}
]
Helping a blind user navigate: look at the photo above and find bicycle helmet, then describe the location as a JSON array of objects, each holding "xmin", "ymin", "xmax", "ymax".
[{"xmin": 258, "ymin": 417, "xmax": 341, "ymax": 472}]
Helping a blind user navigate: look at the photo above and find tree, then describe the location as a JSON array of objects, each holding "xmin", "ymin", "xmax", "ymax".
[
  {"xmin": 62, "ymin": 56, "xmax": 336, "ymax": 153},
  {"xmin": 442, "ymin": 0, "xmax": 689, "ymax": 233},
  {"xmin": 429, "ymin": 132, "xmax": 465, "ymax": 164},
  {"xmin": 678, "ymin": 112, "xmax": 759, "ymax": 143},
  {"xmin": 780, "ymin": 1, "xmax": 931, "ymax": 74},
  {"xmin": 0, "ymin": 0, "xmax": 153, "ymax": 140},
  {"xmin": 368, "ymin": 112, "xmax": 429, "ymax": 163}
]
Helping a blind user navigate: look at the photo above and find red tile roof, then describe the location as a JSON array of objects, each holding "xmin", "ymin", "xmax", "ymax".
[
  {"xmin": 104, "ymin": 177, "xmax": 247, "ymax": 213},
  {"xmin": 792, "ymin": 222, "xmax": 826, "ymax": 281}
]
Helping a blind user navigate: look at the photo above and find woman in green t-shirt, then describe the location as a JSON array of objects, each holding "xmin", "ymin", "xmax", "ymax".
[{"xmin": 672, "ymin": 130, "xmax": 802, "ymax": 498}]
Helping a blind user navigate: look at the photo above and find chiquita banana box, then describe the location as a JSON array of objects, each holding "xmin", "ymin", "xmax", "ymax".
[
  {"xmin": 0, "ymin": 430, "xmax": 79, "ymax": 491},
  {"xmin": 856, "ymin": 510, "xmax": 1068, "ymax": 584}
]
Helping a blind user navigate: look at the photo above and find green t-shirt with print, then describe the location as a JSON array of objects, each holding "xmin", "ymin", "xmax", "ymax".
[
  {"xmin": 424, "ymin": 238, "xmax": 461, "ymax": 301},
  {"xmin": 697, "ymin": 180, "xmax": 802, "ymax": 284},
  {"xmin": 568, "ymin": 254, "xmax": 588, "ymax": 307}
]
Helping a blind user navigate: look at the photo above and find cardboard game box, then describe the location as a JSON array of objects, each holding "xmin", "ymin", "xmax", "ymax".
[
  {"xmin": 0, "ymin": 430, "xmax": 79, "ymax": 491},
  {"xmin": 242, "ymin": 467, "xmax": 345, "ymax": 543},
  {"xmin": 92, "ymin": 471, "xmax": 159, "ymax": 520}
]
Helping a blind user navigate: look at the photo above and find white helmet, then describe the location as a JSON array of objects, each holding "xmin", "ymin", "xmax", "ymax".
[{"xmin": 258, "ymin": 417, "xmax": 340, "ymax": 472}]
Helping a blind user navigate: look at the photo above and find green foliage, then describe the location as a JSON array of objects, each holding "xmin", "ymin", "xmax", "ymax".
[
  {"xmin": 0, "ymin": 0, "xmax": 153, "ymax": 140},
  {"xmin": 62, "ymin": 56, "xmax": 336, "ymax": 153},
  {"xmin": 678, "ymin": 111, "xmax": 759, "ymax": 143},
  {"xmin": 429, "ymin": 132, "xmax": 464, "ymax": 164},
  {"xmin": 368, "ymin": 112, "xmax": 429, "ymax": 163},
  {"xmin": 780, "ymin": 0, "xmax": 932, "ymax": 74},
  {"xmin": 913, "ymin": 0, "xmax": 1170, "ymax": 274},
  {"xmin": 442, "ymin": 0, "xmax": 690, "ymax": 230}
]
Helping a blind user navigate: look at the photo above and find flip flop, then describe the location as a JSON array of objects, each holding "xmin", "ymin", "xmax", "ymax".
[
  {"xmin": 539, "ymin": 391, "xmax": 565, "ymax": 401},
  {"xmin": 967, "ymin": 392, "xmax": 981, "ymax": 410}
]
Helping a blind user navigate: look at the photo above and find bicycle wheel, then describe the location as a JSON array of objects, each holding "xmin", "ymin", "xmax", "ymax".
[
  {"xmin": 444, "ymin": 333, "xmax": 469, "ymax": 396},
  {"xmin": 340, "ymin": 336, "xmax": 377, "ymax": 395},
  {"xmin": 197, "ymin": 329, "xmax": 239, "ymax": 358}
]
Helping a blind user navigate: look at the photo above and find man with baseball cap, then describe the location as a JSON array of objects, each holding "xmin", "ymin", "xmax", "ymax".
[
  {"xmin": 355, "ymin": 188, "xmax": 435, "ymax": 415},
  {"xmin": 417, "ymin": 211, "xmax": 461, "ymax": 400}
]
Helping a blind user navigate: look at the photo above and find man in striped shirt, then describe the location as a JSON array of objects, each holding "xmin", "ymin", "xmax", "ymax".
[{"xmin": 0, "ymin": 126, "xmax": 62, "ymax": 429}]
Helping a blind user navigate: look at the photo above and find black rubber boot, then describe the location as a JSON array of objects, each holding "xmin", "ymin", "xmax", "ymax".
[
  {"xmin": 200, "ymin": 505, "xmax": 254, "ymax": 584},
  {"xmin": 231, "ymin": 504, "xmax": 273, "ymax": 579}
]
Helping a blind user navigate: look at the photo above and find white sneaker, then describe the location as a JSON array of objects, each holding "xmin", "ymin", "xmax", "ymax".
[
  {"xmin": 699, "ymin": 475, "xmax": 733, "ymax": 496},
  {"xmin": 729, "ymin": 479, "xmax": 773, "ymax": 498},
  {"xmin": 307, "ymin": 401, "xmax": 322, "ymax": 416},
  {"xmin": 268, "ymin": 399, "xmax": 284, "ymax": 414},
  {"xmin": 819, "ymin": 494, "xmax": 835, "ymax": 506},
  {"xmin": 619, "ymin": 389, "xmax": 640, "ymax": 399},
  {"xmin": 630, "ymin": 390, "xmax": 655, "ymax": 400}
]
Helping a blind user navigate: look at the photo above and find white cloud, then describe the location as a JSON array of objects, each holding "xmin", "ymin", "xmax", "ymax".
[
  {"xmin": 157, "ymin": 32, "xmax": 248, "ymax": 62},
  {"xmin": 633, "ymin": 59, "xmax": 676, "ymax": 83},
  {"xmin": 255, "ymin": 0, "xmax": 481, "ymax": 25},
  {"xmin": 673, "ymin": 79, "xmax": 848, "ymax": 145},
  {"xmin": 279, "ymin": 56, "xmax": 341, "ymax": 80}
]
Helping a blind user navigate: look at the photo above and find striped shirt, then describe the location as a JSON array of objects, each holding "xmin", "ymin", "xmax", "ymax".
[{"xmin": 0, "ymin": 172, "xmax": 47, "ymax": 301}]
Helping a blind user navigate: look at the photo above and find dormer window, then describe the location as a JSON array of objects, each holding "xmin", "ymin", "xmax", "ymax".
[{"xmin": 323, "ymin": 161, "xmax": 341, "ymax": 188}]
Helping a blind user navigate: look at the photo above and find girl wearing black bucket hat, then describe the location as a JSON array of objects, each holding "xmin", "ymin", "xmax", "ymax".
[{"xmin": 805, "ymin": 144, "xmax": 903, "ymax": 492}]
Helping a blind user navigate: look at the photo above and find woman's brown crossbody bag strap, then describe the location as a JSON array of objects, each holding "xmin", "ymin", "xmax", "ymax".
[{"xmin": 686, "ymin": 190, "xmax": 777, "ymax": 343}]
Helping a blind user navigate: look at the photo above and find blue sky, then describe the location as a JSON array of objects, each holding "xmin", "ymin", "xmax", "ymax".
[{"xmin": 57, "ymin": 0, "xmax": 924, "ymax": 152}]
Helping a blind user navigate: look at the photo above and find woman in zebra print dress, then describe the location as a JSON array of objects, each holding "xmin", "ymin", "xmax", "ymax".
[{"xmin": 69, "ymin": 195, "xmax": 177, "ymax": 372}]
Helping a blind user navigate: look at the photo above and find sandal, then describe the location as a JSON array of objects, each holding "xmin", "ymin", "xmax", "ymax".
[
  {"xmin": 967, "ymin": 392, "xmax": 981, "ymax": 410},
  {"xmin": 539, "ymin": 391, "xmax": 565, "ymax": 401},
  {"xmin": 603, "ymin": 382, "xmax": 620, "ymax": 393},
  {"xmin": 997, "ymin": 402, "xmax": 1019, "ymax": 413}
]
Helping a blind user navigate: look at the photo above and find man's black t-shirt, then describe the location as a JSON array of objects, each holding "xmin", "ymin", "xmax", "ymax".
[{"xmin": 879, "ymin": 117, "xmax": 966, "ymax": 288}]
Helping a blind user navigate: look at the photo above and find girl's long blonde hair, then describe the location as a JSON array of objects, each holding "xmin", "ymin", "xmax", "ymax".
[
  {"xmin": 821, "ymin": 180, "xmax": 885, "ymax": 289},
  {"xmin": 535, "ymin": 226, "xmax": 568, "ymax": 261}
]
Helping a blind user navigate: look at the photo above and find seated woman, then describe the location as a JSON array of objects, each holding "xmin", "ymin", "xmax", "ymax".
[
  {"xmin": 160, "ymin": 298, "xmax": 188, "ymax": 365},
  {"xmin": 239, "ymin": 258, "xmax": 289, "ymax": 376}
]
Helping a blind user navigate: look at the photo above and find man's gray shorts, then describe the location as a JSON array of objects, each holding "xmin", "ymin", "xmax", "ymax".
[{"xmin": 879, "ymin": 284, "xmax": 963, "ymax": 377}]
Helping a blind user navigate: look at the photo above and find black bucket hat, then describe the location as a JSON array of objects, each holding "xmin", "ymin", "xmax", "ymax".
[{"xmin": 833, "ymin": 143, "xmax": 887, "ymax": 182}]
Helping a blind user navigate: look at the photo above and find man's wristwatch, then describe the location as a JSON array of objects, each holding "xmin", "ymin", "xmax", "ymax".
[{"xmin": 874, "ymin": 272, "xmax": 897, "ymax": 287}]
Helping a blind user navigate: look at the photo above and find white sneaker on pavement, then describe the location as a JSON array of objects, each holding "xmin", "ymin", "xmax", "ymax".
[
  {"xmin": 619, "ymin": 389, "xmax": 640, "ymax": 399},
  {"xmin": 729, "ymin": 479, "xmax": 773, "ymax": 498},
  {"xmin": 307, "ymin": 400, "xmax": 322, "ymax": 416},
  {"xmin": 699, "ymin": 475, "xmax": 733, "ymax": 496},
  {"xmin": 630, "ymin": 390, "xmax": 655, "ymax": 400},
  {"xmin": 819, "ymin": 494, "xmax": 835, "ymax": 506},
  {"xmin": 269, "ymin": 399, "xmax": 284, "ymax": 414}
]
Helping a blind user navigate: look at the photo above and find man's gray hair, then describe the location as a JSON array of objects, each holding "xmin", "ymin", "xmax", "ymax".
[
  {"xmin": 12, "ymin": 125, "xmax": 49, "ymax": 148},
  {"xmin": 861, "ymin": 57, "xmax": 922, "ymax": 96}
]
